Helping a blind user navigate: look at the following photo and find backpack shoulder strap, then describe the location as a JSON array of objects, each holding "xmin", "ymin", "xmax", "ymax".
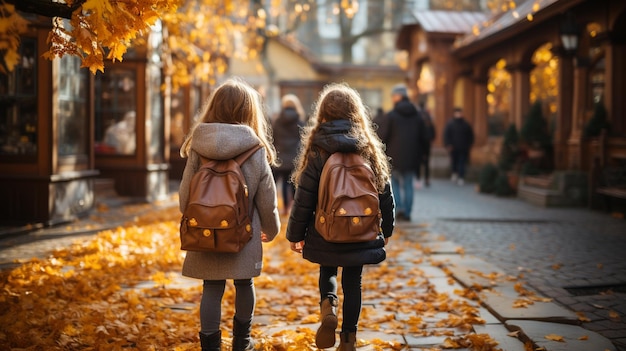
[{"xmin": 234, "ymin": 144, "xmax": 263, "ymax": 166}]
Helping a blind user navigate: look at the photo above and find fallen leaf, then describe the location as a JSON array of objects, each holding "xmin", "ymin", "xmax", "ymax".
[
  {"xmin": 544, "ymin": 334, "xmax": 565, "ymax": 342},
  {"xmin": 507, "ymin": 330, "xmax": 521, "ymax": 337},
  {"xmin": 576, "ymin": 312, "xmax": 591, "ymax": 322}
]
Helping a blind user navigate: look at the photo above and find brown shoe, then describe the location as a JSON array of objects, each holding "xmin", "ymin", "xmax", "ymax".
[
  {"xmin": 336, "ymin": 332, "xmax": 356, "ymax": 351},
  {"xmin": 315, "ymin": 297, "xmax": 338, "ymax": 348}
]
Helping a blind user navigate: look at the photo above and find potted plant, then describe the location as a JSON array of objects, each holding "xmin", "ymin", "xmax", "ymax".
[
  {"xmin": 583, "ymin": 100, "xmax": 610, "ymax": 138},
  {"xmin": 520, "ymin": 101, "xmax": 551, "ymax": 157},
  {"xmin": 478, "ymin": 163, "xmax": 499, "ymax": 194},
  {"xmin": 498, "ymin": 124, "xmax": 521, "ymax": 191}
]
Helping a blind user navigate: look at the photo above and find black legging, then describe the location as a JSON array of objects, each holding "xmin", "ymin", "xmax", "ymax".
[
  {"xmin": 319, "ymin": 265, "xmax": 363, "ymax": 333},
  {"xmin": 200, "ymin": 279, "xmax": 255, "ymax": 334}
]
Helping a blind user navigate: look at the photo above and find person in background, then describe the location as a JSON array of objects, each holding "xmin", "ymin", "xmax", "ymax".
[
  {"xmin": 179, "ymin": 78, "xmax": 281, "ymax": 351},
  {"xmin": 444, "ymin": 107, "xmax": 475, "ymax": 186},
  {"xmin": 272, "ymin": 94, "xmax": 306, "ymax": 215},
  {"xmin": 377, "ymin": 84, "xmax": 428, "ymax": 221},
  {"xmin": 286, "ymin": 83, "xmax": 395, "ymax": 351},
  {"xmin": 417, "ymin": 101, "xmax": 436, "ymax": 187}
]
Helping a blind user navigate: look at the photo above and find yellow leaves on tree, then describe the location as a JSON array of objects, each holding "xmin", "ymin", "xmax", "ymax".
[
  {"xmin": 0, "ymin": 2, "xmax": 29, "ymax": 73},
  {"xmin": 160, "ymin": 0, "xmax": 262, "ymax": 91},
  {"xmin": 43, "ymin": 0, "xmax": 182, "ymax": 74}
]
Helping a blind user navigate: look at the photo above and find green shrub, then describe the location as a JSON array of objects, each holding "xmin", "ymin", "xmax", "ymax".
[
  {"xmin": 498, "ymin": 124, "xmax": 520, "ymax": 172},
  {"xmin": 521, "ymin": 161, "xmax": 541, "ymax": 176},
  {"xmin": 494, "ymin": 172, "xmax": 514, "ymax": 196},
  {"xmin": 479, "ymin": 163, "xmax": 499, "ymax": 193},
  {"xmin": 520, "ymin": 101, "xmax": 551, "ymax": 149},
  {"xmin": 584, "ymin": 101, "xmax": 610, "ymax": 137}
]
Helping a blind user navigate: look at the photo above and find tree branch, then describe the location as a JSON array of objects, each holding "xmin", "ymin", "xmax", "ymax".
[{"xmin": 5, "ymin": 0, "xmax": 85, "ymax": 19}]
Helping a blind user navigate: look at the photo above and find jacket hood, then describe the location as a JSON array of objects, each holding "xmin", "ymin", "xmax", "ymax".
[
  {"xmin": 393, "ymin": 99, "xmax": 419, "ymax": 118},
  {"xmin": 191, "ymin": 123, "xmax": 261, "ymax": 160},
  {"xmin": 312, "ymin": 119, "xmax": 359, "ymax": 154},
  {"xmin": 276, "ymin": 107, "xmax": 301, "ymax": 126}
]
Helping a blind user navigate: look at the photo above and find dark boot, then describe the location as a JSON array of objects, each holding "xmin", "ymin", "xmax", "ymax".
[
  {"xmin": 315, "ymin": 296, "xmax": 338, "ymax": 349},
  {"xmin": 336, "ymin": 332, "xmax": 356, "ymax": 351},
  {"xmin": 232, "ymin": 317, "xmax": 255, "ymax": 351},
  {"xmin": 199, "ymin": 330, "xmax": 221, "ymax": 351}
]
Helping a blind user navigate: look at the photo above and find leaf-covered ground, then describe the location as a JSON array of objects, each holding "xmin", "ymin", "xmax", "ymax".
[{"xmin": 0, "ymin": 202, "xmax": 507, "ymax": 351}]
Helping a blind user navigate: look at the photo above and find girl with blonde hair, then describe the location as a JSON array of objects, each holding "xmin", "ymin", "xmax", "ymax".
[
  {"xmin": 286, "ymin": 82, "xmax": 395, "ymax": 350},
  {"xmin": 179, "ymin": 77, "xmax": 281, "ymax": 351}
]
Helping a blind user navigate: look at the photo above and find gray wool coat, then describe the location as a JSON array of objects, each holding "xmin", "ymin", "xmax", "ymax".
[{"xmin": 179, "ymin": 123, "xmax": 281, "ymax": 280}]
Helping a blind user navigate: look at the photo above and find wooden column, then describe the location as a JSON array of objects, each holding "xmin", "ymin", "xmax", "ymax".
[
  {"xmin": 567, "ymin": 58, "xmax": 590, "ymax": 170},
  {"xmin": 604, "ymin": 40, "xmax": 626, "ymax": 135},
  {"xmin": 472, "ymin": 72, "xmax": 489, "ymax": 147},
  {"xmin": 555, "ymin": 53, "xmax": 575, "ymax": 170},
  {"xmin": 506, "ymin": 63, "xmax": 533, "ymax": 131}
]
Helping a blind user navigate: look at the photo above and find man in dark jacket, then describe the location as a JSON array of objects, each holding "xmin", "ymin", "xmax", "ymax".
[
  {"xmin": 444, "ymin": 107, "xmax": 475, "ymax": 185},
  {"xmin": 377, "ymin": 84, "xmax": 429, "ymax": 221}
]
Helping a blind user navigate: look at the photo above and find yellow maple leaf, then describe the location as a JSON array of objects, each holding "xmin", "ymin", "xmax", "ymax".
[{"xmin": 544, "ymin": 334, "xmax": 565, "ymax": 342}]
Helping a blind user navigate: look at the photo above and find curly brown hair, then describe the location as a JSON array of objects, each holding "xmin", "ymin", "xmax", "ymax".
[{"xmin": 290, "ymin": 82, "xmax": 391, "ymax": 192}]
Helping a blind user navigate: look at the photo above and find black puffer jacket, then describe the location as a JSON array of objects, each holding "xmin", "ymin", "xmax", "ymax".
[
  {"xmin": 286, "ymin": 119, "xmax": 395, "ymax": 267},
  {"xmin": 272, "ymin": 107, "xmax": 304, "ymax": 172},
  {"xmin": 377, "ymin": 98, "xmax": 429, "ymax": 172}
]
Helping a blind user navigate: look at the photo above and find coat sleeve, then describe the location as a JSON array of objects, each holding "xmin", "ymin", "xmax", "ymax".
[
  {"xmin": 379, "ymin": 182, "xmax": 395, "ymax": 238},
  {"xmin": 253, "ymin": 149, "xmax": 281, "ymax": 241},
  {"xmin": 285, "ymin": 149, "xmax": 323, "ymax": 243}
]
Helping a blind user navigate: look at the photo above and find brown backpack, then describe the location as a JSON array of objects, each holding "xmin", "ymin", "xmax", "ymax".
[
  {"xmin": 315, "ymin": 152, "xmax": 381, "ymax": 243},
  {"xmin": 180, "ymin": 145, "xmax": 262, "ymax": 253}
]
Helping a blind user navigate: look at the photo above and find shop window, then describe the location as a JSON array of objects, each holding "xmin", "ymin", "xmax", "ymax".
[
  {"xmin": 58, "ymin": 54, "xmax": 89, "ymax": 156},
  {"xmin": 486, "ymin": 58, "xmax": 512, "ymax": 136},
  {"xmin": 530, "ymin": 43, "xmax": 559, "ymax": 132},
  {"xmin": 590, "ymin": 57, "xmax": 605, "ymax": 104},
  {"xmin": 94, "ymin": 68, "xmax": 137, "ymax": 155},
  {"xmin": 0, "ymin": 38, "xmax": 37, "ymax": 157},
  {"xmin": 170, "ymin": 89, "xmax": 186, "ymax": 149},
  {"xmin": 147, "ymin": 61, "xmax": 164, "ymax": 161}
]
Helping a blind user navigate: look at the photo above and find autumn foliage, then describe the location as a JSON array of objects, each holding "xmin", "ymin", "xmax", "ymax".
[
  {"xmin": 0, "ymin": 200, "xmax": 508, "ymax": 350},
  {"xmin": 1, "ymin": 0, "xmax": 261, "ymax": 87}
]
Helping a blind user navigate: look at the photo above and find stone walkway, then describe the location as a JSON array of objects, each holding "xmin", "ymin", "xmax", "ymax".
[{"xmin": 1, "ymin": 178, "xmax": 624, "ymax": 350}]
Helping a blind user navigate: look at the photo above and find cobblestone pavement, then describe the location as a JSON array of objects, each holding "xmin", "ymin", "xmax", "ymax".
[{"xmin": 411, "ymin": 178, "xmax": 626, "ymax": 351}]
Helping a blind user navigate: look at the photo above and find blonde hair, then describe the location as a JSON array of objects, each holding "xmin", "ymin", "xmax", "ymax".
[
  {"xmin": 291, "ymin": 83, "xmax": 391, "ymax": 192},
  {"xmin": 180, "ymin": 77, "xmax": 277, "ymax": 166},
  {"xmin": 281, "ymin": 93, "xmax": 306, "ymax": 122}
]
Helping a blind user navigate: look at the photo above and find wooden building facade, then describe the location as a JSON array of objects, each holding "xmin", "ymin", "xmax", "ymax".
[{"xmin": 397, "ymin": 0, "xmax": 626, "ymax": 205}]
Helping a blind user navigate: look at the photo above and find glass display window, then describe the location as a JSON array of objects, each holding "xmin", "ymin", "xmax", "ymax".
[
  {"xmin": 0, "ymin": 38, "xmax": 37, "ymax": 157},
  {"xmin": 57, "ymin": 54, "xmax": 89, "ymax": 156},
  {"xmin": 94, "ymin": 68, "xmax": 137, "ymax": 155}
]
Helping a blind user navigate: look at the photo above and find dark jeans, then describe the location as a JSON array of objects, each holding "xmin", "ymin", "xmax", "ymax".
[
  {"xmin": 319, "ymin": 265, "xmax": 363, "ymax": 333},
  {"xmin": 451, "ymin": 149, "xmax": 469, "ymax": 179},
  {"xmin": 273, "ymin": 170, "xmax": 295, "ymax": 209},
  {"xmin": 416, "ymin": 154, "xmax": 430, "ymax": 183}
]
